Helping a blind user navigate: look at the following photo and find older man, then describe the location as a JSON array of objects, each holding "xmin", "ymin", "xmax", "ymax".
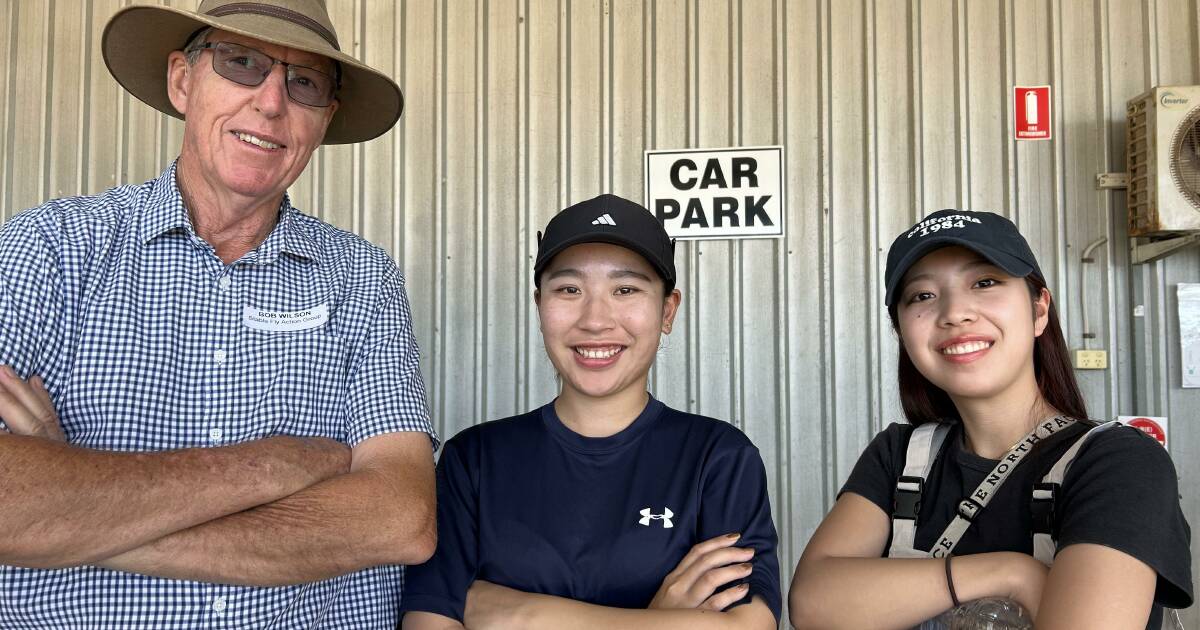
[{"xmin": 0, "ymin": 1, "xmax": 435, "ymax": 627}]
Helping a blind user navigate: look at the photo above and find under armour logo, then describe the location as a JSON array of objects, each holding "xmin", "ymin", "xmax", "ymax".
[
  {"xmin": 591, "ymin": 213, "xmax": 617, "ymax": 226},
  {"xmin": 639, "ymin": 507, "xmax": 674, "ymax": 528}
]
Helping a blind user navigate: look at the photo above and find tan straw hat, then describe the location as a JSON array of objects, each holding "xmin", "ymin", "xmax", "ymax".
[{"xmin": 102, "ymin": 0, "xmax": 402, "ymax": 145}]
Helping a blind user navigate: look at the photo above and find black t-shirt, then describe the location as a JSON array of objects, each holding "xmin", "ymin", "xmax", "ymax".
[
  {"xmin": 401, "ymin": 397, "xmax": 782, "ymax": 623},
  {"xmin": 841, "ymin": 421, "xmax": 1193, "ymax": 629}
]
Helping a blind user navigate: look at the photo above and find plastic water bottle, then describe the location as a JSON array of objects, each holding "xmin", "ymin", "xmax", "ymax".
[{"xmin": 919, "ymin": 598, "xmax": 1033, "ymax": 630}]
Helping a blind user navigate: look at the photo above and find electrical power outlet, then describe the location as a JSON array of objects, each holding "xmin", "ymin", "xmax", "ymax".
[{"xmin": 1074, "ymin": 349, "xmax": 1108, "ymax": 370}]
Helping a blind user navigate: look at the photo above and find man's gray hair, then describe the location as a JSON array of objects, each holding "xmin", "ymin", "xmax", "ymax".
[{"xmin": 183, "ymin": 27, "xmax": 214, "ymax": 65}]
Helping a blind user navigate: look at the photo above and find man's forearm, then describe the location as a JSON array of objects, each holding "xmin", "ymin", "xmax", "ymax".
[
  {"xmin": 0, "ymin": 433, "xmax": 349, "ymax": 568},
  {"xmin": 98, "ymin": 445, "xmax": 437, "ymax": 586}
]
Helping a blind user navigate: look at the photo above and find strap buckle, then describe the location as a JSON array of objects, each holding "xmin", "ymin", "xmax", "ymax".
[
  {"xmin": 1030, "ymin": 482, "xmax": 1059, "ymax": 534},
  {"xmin": 893, "ymin": 475, "xmax": 924, "ymax": 521},
  {"xmin": 957, "ymin": 497, "xmax": 985, "ymax": 522}
]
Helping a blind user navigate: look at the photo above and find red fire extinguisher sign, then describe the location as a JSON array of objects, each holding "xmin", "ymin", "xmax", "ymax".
[{"xmin": 1014, "ymin": 85, "xmax": 1051, "ymax": 140}]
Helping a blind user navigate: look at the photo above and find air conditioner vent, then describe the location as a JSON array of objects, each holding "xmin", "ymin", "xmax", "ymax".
[
  {"xmin": 1170, "ymin": 107, "xmax": 1200, "ymax": 208},
  {"xmin": 1127, "ymin": 86, "xmax": 1200, "ymax": 236}
]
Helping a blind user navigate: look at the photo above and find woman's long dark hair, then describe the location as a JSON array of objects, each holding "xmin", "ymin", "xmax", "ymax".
[{"xmin": 888, "ymin": 273, "xmax": 1088, "ymax": 425}]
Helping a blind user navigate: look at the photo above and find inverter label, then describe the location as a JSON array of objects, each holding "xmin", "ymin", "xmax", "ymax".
[{"xmin": 644, "ymin": 146, "xmax": 786, "ymax": 240}]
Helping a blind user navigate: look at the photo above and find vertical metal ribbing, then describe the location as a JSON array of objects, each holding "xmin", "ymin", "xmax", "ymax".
[{"xmin": 0, "ymin": 0, "xmax": 18, "ymax": 221}]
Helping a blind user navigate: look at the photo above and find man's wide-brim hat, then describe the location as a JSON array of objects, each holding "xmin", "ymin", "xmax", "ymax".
[{"xmin": 102, "ymin": 0, "xmax": 403, "ymax": 145}]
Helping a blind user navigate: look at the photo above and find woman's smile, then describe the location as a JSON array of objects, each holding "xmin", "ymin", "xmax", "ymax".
[{"xmin": 936, "ymin": 335, "xmax": 995, "ymax": 363}]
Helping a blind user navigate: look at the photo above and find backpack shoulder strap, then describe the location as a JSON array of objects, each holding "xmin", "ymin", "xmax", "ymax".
[
  {"xmin": 1031, "ymin": 420, "xmax": 1120, "ymax": 565},
  {"xmin": 888, "ymin": 422, "xmax": 952, "ymax": 558}
]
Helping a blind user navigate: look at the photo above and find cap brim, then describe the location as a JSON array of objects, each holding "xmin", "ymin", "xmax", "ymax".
[
  {"xmin": 535, "ymin": 233, "xmax": 675, "ymax": 286},
  {"xmin": 884, "ymin": 237, "xmax": 1037, "ymax": 306},
  {"xmin": 102, "ymin": 5, "xmax": 403, "ymax": 145}
]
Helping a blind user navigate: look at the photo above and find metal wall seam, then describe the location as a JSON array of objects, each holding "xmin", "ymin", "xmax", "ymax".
[
  {"xmin": 432, "ymin": 0, "xmax": 449, "ymax": 437},
  {"xmin": 1002, "ymin": 0, "xmax": 1017, "ymax": 224},
  {"xmin": 909, "ymin": 0, "xmax": 924, "ymax": 224},
  {"xmin": 815, "ymin": 0, "xmax": 834, "ymax": 508},
  {"xmin": 1094, "ymin": 0, "xmax": 1123, "ymax": 416},
  {"xmin": 517, "ymin": 0, "xmax": 529, "ymax": 412},
  {"xmin": 70, "ymin": 0, "xmax": 90, "ymax": 198},
  {"xmin": 1050, "ymin": 0, "xmax": 1070, "ymax": 344},
  {"xmin": 683, "ymin": 0, "xmax": 699, "ymax": 416},
  {"xmin": 351, "ymin": 0, "xmax": 365, "ymax": 239},
  {"xmin": 864, "ymin": 0, "xmax": 880, "ymax": 445},
  {"xmin": 0, "ymin": 0, "xmax": 15, "ymax": 222},
  {"xmin": 953, "ymin": 0, "xmax": 968, "ymax": 209},
  {"xmin": 603, "ymin": 0, "xmax": 612, "ymax": 195},
  {"xmin": 392, "ymin": 1, "xmax": 407, "ymax": 278},
  {"xmin": 474, "ymin": 0, "xmax": 489, "ymax": 423},
  {"xmin": 770, "ymin": 0, "xmax": 794, "ymax": 596},
  {"xmin": 39, "ymin": 1, "xmax": 55, "ymax": 205},
  {"xmin": 731, "ymin": 0, "xmax": 745, "ymax": 436}
]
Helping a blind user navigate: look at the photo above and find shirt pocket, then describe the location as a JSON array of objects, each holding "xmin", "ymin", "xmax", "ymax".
[{"xmin": 244, "ymin": 330, "xmax": 350, "ymax": 442}]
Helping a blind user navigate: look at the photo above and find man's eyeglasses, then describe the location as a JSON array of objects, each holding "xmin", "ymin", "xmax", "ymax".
[{"xmin": 186, "ymin": 42, "xmax": 339, "ymax": 108}]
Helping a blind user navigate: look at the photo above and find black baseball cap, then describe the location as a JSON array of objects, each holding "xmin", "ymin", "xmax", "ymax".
[
  {"xmin": 884, "ymin": 209, "xmax": 1044, "ymax": 307},
  {"xmin": 534, "ymin": 194, "xmax": 676, "ymax": 290}
]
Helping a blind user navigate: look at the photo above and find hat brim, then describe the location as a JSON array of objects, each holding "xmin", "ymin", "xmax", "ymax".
[
  {"xmin": 534, "ymin": 234, "xmax": 676, "ymax": 288},
  {"xmin": 101, "ymin": 5, "xmax": 403, "ymax": 145},
  {"xmin": 884, "ymin": 237, "xmax": 1039, "ymax": 306}
]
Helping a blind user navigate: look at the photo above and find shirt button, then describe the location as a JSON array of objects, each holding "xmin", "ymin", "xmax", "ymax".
[
  {"xmin": 209, "ymin": 427, "xmax": 224, "ymax": 443},
  {"xmin": 214, "ymin": 349, "xmax": 227, "ymax": 364},
  {"xmin": 212, "ymin": 596, "xmax": 227, "ymax": 613},
  {"xmin": 218, "ymin": 276, "xmax": 232, "ymax": 291}
]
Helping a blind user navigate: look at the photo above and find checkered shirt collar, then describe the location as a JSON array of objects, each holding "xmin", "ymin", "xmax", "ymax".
[{"xmin": 139, "ymin": 161, "xmax": 321, "ymax": 264}]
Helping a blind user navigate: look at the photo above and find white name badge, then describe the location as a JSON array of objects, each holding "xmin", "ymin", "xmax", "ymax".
[{"xmin": 243, "ymin": 304, "xmax": 329, "ymax": 332}]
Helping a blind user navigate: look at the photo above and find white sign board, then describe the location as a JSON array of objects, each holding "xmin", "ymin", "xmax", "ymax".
[
  {"xmin": 644, "ymin": 146, "xmax": 785, "ymax": 240},
  {"xmin": 1179, "ymin": 283, "xmax": 1200, "ymax": 387}
]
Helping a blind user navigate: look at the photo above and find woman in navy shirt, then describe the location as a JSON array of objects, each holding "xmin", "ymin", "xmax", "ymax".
[{"xmin": 402, "ymin": 194, "xmax": 780, "ymax": 629}]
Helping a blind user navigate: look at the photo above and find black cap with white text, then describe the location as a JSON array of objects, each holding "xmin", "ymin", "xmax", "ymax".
[{"xmin": 884, "ymin": 209, "xmax": 1044, "ymax": 307}]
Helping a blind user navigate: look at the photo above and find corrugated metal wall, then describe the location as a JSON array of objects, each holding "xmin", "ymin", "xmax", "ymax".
[{"xmin": 1, "ymin": 0, "xmax": 1197, "ymax": 626}]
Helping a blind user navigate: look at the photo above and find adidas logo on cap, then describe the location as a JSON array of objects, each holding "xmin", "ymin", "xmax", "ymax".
[{"xmin": 591, "ymin": 213, "xmax": 617, "ymax": 226}]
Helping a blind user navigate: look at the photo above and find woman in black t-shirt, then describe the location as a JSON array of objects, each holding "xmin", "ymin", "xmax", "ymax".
[{"xmin": 788, "ymin": 210, "xmax": 1192, "ymax": 629}]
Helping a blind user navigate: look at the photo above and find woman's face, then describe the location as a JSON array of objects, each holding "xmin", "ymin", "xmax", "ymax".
[
  {"xmin": 895, "ymin": 246, "xmax": 1050, "ymax": 403},
  {"xmin": 536, "ymin": 242, "xmax": 680, "ymax": 403}
]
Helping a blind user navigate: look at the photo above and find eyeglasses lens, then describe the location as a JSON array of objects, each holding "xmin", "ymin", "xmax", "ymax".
[{"xmin": 210, "ymin": 43, "xmax": 335, "ymax": 107}]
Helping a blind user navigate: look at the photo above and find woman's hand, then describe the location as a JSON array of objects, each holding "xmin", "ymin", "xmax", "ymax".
[
  {"xmin": 464, "ymin": 580, "xmax": 524, "ymax": 630},
  {"xmin": 649, "ymin": 532, "xmax": 756, "ymax": 610},
  {"xmin": 0, "ymin": 367, "xmax": 65, "ymax": 441}
]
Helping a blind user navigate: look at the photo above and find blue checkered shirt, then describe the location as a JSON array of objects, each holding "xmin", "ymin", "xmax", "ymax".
[{"xmin": 0, "ymin": 163, "xmax": 437, "ymax": 628}]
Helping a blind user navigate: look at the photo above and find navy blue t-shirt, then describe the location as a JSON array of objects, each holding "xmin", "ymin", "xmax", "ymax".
[{"xmin": 401, "ymin": 397, "xmax": 782, "ymax": 623}]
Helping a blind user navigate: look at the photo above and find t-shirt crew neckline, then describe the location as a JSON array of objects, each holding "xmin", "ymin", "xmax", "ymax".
[{"xmin": 541, "ymin": 395, "xmax": 665, "ymax": 454}]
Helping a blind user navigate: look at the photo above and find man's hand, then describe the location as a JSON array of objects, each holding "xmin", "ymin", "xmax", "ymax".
[
  {"xmin": 648, "ymin": 532, "xmax": 755, "ymax": 610},
  {"xmin": 0, "ymin": 366, "xmax": 65, "ymax": 441}
]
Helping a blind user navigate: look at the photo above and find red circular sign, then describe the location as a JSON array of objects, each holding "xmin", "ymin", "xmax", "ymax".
[{"xmin": 1127, "ymin": 418, "xmax": 1167, "ymax": 447}]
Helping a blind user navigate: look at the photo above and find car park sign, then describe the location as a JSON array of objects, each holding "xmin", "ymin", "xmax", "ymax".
[{"xmin": 645, "ymin": 146, "xmax": 786, "ymax": 240}]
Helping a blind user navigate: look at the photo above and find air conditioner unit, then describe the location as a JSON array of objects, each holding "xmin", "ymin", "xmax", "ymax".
[{"xmin": 1127, "ymin": 85, "xmax": 1200, "ymax": 236}]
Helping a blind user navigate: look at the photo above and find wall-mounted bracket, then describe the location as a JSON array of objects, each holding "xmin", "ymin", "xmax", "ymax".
[
  {"xmin": 1095, "ymin": 172, "xmax": 1128, "ymax": 189},
  {"xmin": 1131, "ymin": 234, "xmax": 1200, "ymax": 264}
]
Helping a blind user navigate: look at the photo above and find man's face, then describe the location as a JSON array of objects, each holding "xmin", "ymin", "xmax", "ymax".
[{"xmin": 166, "ymin": 30, "xmax": 339, "ymax": 203}]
